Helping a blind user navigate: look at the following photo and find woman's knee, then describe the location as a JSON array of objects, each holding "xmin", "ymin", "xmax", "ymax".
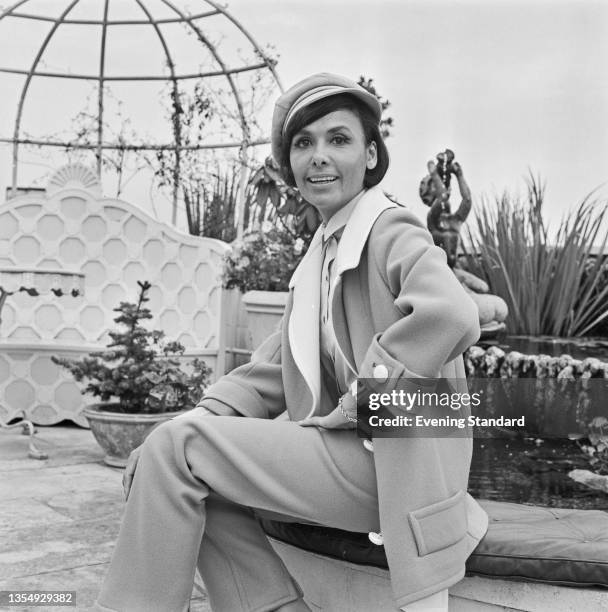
[
  {"xmin": 142, "ymin": 412, "xmax": 215, "ymax": 456},
  {"xmin": 140, "ymin": 417, "xmax": 185, "ymax": 456}
]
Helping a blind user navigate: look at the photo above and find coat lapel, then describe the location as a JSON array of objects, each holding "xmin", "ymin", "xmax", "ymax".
[
  {"xmin": 333, "ymin": 185, "xmax": 397, "ymax": 277},
  {"xmin": 288, "ymin": 229, "xmax": 323, "ymax": 416},
  {"xmin": 331, "ymin": 187, "xmax": 398, "ymax": 373},
  {"xmin": 287, "ymin": 186, "xmax": 398, "ymax": 416}
]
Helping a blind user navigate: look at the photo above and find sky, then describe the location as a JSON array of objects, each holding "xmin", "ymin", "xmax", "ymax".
[
  {"xmin": 226, "ymin": 0, "xmax": 608, "ymax": 231},
  {"xmin": 0, "ymin": 0, "xmax": 607, "ymax": 235}
]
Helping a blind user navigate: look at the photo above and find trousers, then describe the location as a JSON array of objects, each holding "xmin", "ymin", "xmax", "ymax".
[{"xmin": 93, "ymin": 408, "xmax": 380, "ymax": 612}]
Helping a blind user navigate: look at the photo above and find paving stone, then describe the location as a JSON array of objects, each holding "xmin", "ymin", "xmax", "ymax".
[
  {"xmin": 0, "ymin": 497, "xmax": 73, "ymax": 531},
  {"xmin": 0, "ymin": 562, "xmax": 108, "ymax": 611},
  {"xmin": 0, "ymin": 489, "xmax": 124, "ymax": 533},
  {"xmin": 0, "ymin": 564, "xmax": 211, "ymax": 611},
  {"xmin": 1, "ymin": 463, "xmax": 122, "ymax": 500},
  {"xmin": 0, "ymin": 426, "xmax": 211, "ymax": 612},
  {"xmin": 42, "ymin": 488, "xmax": 125, "ymax": 523},
  {"xmin": 0, "ymin": 427, "xmax": 103, "ymax": 471},
  {"xmin": 0, "ymin": 515, "xmax": 121, "ymax": 579}
]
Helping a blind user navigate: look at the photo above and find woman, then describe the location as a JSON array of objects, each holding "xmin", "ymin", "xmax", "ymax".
[{"xmin": 94, "ymin": 73, "xmax": 488, "ymax": 612}]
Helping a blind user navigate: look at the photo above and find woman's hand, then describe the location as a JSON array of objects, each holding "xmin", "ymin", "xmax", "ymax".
[
  {"xmin": 122, "ymin": 407, "xmax": 217, "ymax": 500},
  {"xmin": 122, "ymin": 445, "xmax": 142, "ymax": 501},
  {"xmin": 298, "ymin": 392, "xmax": 357, "ymax": 430}
]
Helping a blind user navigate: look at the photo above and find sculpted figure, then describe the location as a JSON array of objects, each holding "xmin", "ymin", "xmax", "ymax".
[
  {"xmin": 419, "ymin": 149, "xmax": 471, "ymax": 268},
  {"xmin": 420, "ymin": 150, "xmax": 508, "ymax": 333}
]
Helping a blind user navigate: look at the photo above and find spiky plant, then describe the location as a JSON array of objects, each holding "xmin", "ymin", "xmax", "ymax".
[{"xmin": 462, "ymin": 174, "xmax": 608, "ymax": 336}]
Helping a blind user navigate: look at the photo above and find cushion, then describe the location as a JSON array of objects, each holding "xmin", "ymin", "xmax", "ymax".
[
  {"xmin": 259, "ymin": 500, "xmax": 608, "ymax": 588},
  {"xmin": 467, "ymin": 501, "xmax": 608, "ymax": 588}
]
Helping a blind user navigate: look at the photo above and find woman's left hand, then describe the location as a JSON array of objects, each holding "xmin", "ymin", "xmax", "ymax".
[{"xmin": 298, "ymin": 392, "xmax": 357, "ymax": 430}]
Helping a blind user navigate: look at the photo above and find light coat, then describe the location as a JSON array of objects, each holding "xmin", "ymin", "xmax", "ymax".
[{"xmin": 201, "ymin": 186, "xmax": 489, "ymax": 608}]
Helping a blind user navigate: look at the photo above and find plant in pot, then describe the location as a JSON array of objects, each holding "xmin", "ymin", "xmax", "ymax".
[
  {"xmin": 221, "ymin": 156, "xmax": 315, "ymax": 351},
  {"xmin": 222, "ymin": 223, "xmax": 308, "ymax": 350},
  {"xmin": 52, "ymin": 280, "xmax": 212, "ymax": 467}
]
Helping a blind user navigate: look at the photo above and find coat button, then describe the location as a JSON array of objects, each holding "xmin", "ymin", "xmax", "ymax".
[
  {"xmin": 373, "ymin": 364, "xmax": 389, "ymax": 382},
  {"xmin": 363, "ymin": 439, "xmax": 374, "ymax": 452},
  {"xmin": 368, "ymin": 531, "xmax": 384, "ymax": 545}
]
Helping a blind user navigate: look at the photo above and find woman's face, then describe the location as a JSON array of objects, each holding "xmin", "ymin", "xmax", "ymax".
[{"xmin": 289, "ymin": 109, "xmax": 377, "ymax": 222}]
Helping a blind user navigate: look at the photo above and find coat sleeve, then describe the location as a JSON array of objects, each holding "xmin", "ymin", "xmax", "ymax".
[
  {"xmin": 359, "ymin": 207, "xmax": 480, "ymax": 385},
  {"xmin": 196, "ymin": 325, "xmax": 287, "ymax": 419}
]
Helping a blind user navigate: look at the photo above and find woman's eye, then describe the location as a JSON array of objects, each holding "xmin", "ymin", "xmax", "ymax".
[
  {"xmin": 292, "ymin": 137, "xmax": 311, "ymax": 148},
  {"xmin": 331, "ymin": 134, "xmax": 349, "ymax": 145}
]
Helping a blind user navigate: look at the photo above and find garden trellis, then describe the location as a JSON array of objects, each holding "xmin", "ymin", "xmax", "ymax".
[{"xmin": 0, "ymin": 0, "xmax": 283, "ymax": 228}]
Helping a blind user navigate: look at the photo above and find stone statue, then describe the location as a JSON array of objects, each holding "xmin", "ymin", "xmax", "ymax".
[
  {"xmin": 419, "ymin": 149, "xmax": 471, "ymax": 268},
  {"xmin": 419, "ymin": 149, "xmax": 508, "ymax": 335}
]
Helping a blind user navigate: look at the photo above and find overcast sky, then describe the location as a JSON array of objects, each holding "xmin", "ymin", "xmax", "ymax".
[
  {"xmin": 228, "ymin": 0, "xmax": 608, "ymax": 230},
  {"xmin": 0, "ymin": 0, "xmax": 606, "ymax": 234}
]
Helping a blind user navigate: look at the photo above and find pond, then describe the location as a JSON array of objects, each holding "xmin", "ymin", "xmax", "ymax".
[
  {"xmin": 469, "ymin": 437, "xmax": 608, "ymax": 510},
  {"xmin": 468, "ymin": 334, "xmax": 608, "ymax": 510}
]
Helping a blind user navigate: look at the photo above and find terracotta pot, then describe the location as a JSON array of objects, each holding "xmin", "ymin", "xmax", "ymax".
[
  {"xmin": 242, "ymin": 290, "xmax": 289, "ymax": 350},
  {"xmin": 82, "ymin": 403, "xmax": 186, "ymax": 468}
]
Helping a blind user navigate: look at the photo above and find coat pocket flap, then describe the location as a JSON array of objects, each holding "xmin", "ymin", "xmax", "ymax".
[{"xmin": 408, "ymin": 490, "xmax": 466, "ymax": 556}]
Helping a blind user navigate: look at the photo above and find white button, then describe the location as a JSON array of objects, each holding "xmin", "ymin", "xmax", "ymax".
[
  {"xmin": 373, "ymin": 364, "xmax": 389, "ymax": 382},
  {"xmin": 368, "ymin": 531, "xmax": 384, "ymax": 545},
  {"xmin": 363, "ymin": 439, "xmax": 374, "ymax": 452}
]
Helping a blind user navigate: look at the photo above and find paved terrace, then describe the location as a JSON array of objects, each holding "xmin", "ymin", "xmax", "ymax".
[{"xmin": 0, "ymin": 424, "xmax": 211, "ymax": 612}]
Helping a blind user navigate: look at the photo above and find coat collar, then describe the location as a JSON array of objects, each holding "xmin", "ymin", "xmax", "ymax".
[
  {"xmin": 321, "ymin": 189, "xmax": 364, "ymax": 242},
  {"xmin": 333, "ymin": 185, "xmax": 397, "ymax": 277},
  {"xmin": 288, "ymin": 186, "xmax": 397, "ymax": 416},
  {"xmin": 288, "ymin": 185, "xmax": 396, "ymax": 288}
]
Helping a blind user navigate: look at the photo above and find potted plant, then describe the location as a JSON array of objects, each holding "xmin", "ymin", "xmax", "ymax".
[
  {"xmin": 222, "ymin": 224, "xmax": 308, "ymax": 349},
  {"xmin": 214, "ymin": 155, "xmax": 316, "ymax": 350},
  {"xmin": 52, "ymin": 280, "xmax": 212, "ymax": 467}
]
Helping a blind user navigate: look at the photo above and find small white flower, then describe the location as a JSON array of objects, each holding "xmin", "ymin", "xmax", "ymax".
[
  {"xmin": 294, "ymin": 238, "xmax": 304, "ymax": 255},
  {"xmin": 261, "ymin": 220, "xmax": 274, "ymax": 233}
]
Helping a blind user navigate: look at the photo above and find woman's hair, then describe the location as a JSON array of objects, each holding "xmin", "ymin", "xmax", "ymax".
[{"xmin": 279, "ymin": 93, "xmax": 390, "ymax": 188}]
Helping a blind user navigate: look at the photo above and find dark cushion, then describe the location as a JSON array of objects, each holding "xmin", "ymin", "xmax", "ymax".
[
  {"xmin": 260, "ymin": 500, "xmax": 608, "ymax": 588},
  {"xmin": 467, "ymin": 501, "xmax": 608, "ymax": 588}
]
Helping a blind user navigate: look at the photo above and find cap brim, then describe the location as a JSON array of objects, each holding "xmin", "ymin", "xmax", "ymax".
[
  {"xmin": 282, "ymin": 85, "xmax": 382, "ymax": 136},
  {"xmin": 270, "ymin": 72, "xmax": 383, "ymax": 166}
]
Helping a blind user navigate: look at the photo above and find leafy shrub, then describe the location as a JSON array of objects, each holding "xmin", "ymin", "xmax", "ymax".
[
  {"xmin": 52, "ymin": 281, "xmax": 212, "ymax": 413},
  {"xmin": 222, "ymin": 224, "xmax": 307, "ymax": 292}
]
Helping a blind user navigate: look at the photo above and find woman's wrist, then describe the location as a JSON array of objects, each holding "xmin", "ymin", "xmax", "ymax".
[{"xmin": 338, "ymin": 388, "xmax": 358, "ymax": 423}]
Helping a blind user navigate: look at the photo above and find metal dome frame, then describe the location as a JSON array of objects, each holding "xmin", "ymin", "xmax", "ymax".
[{"xmin": 0, "ymin": 0, "xmax": 283, "ymax": 226}]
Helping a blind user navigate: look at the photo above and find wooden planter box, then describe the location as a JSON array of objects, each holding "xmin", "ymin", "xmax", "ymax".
[{"xmin": 241, "ymin": 290, "xmax": 289, "ymax": 351}]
